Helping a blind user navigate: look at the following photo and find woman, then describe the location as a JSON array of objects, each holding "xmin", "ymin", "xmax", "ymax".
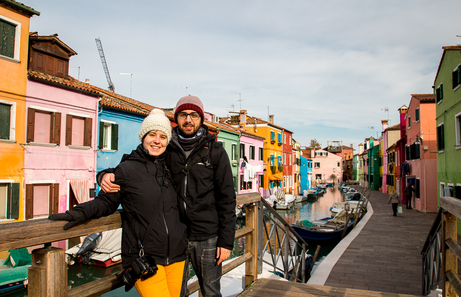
[{"xmin": 49, "ymin": 109, "xmax": 187, "ymax": 297}]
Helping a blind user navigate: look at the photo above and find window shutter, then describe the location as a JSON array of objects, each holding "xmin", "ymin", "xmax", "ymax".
[
  {"xmin": 453, "ymin": 71, "xmax": 457, "ymax": 90},
  {"xmin": 415, "ymin": 142, "xmax": 421, "ymax": 159},
  {"xmin": 52, "ymin": 112, "xmax": 61, "ymax": 145},
  {"xmin": 0, "ymin": 103, "xmax": 10, "ymax": 140},
  {"xmin": 27, "ymin": 108, "xmax": 35, "ymax": 143},
  {"xmin": 25, "ymin": 184, "xmax": 33, "ymax": 220},
  {"xmin": 51, "ymin": 183, "xmax": 59, "ymax": 214},
  {"xmin": 415, "ymin": 179, "xmax": 420, "ymax": 198},
  {"xmin": 99, "ymin": 123, "xmax": 104, "ymax": 149},
  {"xmin": 0, "ymin": 20, "xmax": 15, "ymax": 58},
  {"xmin": 440, "ymin": 124, "xmax": 445, "ymax": 150},
  {"xmin": 84, "ymin": 117, "xmax": 92, "ymax": 147},
  {"xmin": 66, "ymin": 114, "xmax": 73, "ymax": 145},
  {"xmin": 111, "ymin": 124, "xmax": 118, "ymax": 151},
  {"xmin": 7, "ymin": 183, "xmax": 19, "ymax": 219}
]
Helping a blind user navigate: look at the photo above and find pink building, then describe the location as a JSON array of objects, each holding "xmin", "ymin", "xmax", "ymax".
[
  {"xmin": 24, "ymin": 34, "xmax": 99, "ymax": 234},
  {"xmin": 310, "ymin": 148, "xmax": 342, "ymax": 186},
  {"xmin": 405, "ymin": 94, "xmax": 437, "ymax": 212},
  {"xmin": 238, "ymin": 132, "xmax": 265, "ymax": 196}
]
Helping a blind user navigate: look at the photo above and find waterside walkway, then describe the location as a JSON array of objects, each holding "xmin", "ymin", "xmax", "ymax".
[{"xmin": 240, "ymin": 187, "xmax": 437, "ymax": 296}]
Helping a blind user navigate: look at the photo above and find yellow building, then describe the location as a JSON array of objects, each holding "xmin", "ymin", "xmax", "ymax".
[
  {"xmin": 0, "ymin": 0, "xmax": 39, "ymax": 227},
  {"xmin": 222, "ymin": 110, "xmax": 284, "ymax": 194}
]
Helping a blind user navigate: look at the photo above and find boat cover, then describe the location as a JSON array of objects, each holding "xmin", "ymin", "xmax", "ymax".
[{"xmin": 0, "ymin": 259, "xmax": 29, "ymax": 287}]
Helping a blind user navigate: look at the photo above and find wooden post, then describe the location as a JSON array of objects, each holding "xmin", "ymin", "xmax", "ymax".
[
  {"xmin": 28, "ymin": 246, "xmax": 67, "ymax": 297},
  {"xmin": 257, "ymin": 201, "xmax": 263, "ymax": 275},
  {"xmin": 443, "ymin": 212, "xmax": 457, "ymax": 297},
  {"xmin": 245, "ymin": 203, "xmax": 258, "ymax": 287}
]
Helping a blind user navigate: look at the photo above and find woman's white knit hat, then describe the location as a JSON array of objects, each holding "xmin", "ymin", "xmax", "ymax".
[{"xmin": 138, "ymin": 109, "xmax": 172, "ymax": 143}]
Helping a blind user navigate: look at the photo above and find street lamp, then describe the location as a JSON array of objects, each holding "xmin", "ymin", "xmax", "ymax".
[
  {"xmin": 176, "ymin": 86, "xmax": 188, "ymax": 95},
  {"xmin": 119, "ymin": 73, "xmax": 133, "ymax": 97}
]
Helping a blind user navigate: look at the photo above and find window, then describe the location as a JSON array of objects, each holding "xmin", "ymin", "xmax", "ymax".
[
  {"xmin": 259, "ymin": 175, "xmax": 264, "ymax": 188},
  {"xmin": 289, "ymin": 155, "xmax": 292, "ymax": 165},
  {"xmin": 240, "ymin": 175, "xmax": 252, "ymax": 190},
  {"xmin": 453, "ymin": 64, "xmax": 461, "ymax": 90},
  {"xmin": 316, "ymin": 174, "xmax": 322, "ymax": 180},
  {"xmin": 99, "ymin": 121, "xmax": 118, "ymax": 150},
  {"xmin": 314, "ymin": 162, "xmax": 320, "ymax": 168},
  {"xmin": 415, "ymin": 179, "xmax": 420, "ymax": 199},
  {"xmin": 25, "ymin": 183, "xmax": 59, "ymax": 219},
  {"xmin": 415, "ymin": 108, "xmax": 420, "ymax": 122},
  {"xmin": 278, "ymin": 133, "xmax": 282, "ymax": 143},
  {"xmin": 283, "ymin": 153, "xmax": 286, "ymax": 165},
  {"xmin": 455, "ymin": 185, "xmax": 461, "ymax": 199},
  {"xmin": 66, "ymin": 114, "xmax": 92, "ymax": 147},
  {"xmin": 0, "ymin": 101, "xmax": 16, "ymax": 141},
  {"xmin": 249, "ymin": 145, "xmax": 255, "ymax": 160},
  {"xmin": 408, "ymin": 115, "xmax": 411, "ymax": 129},
  {"xmin": 437, "ymin": 123, "xmax": 444, "ymax": 151},
  {"xmin": 456, "ymin": 112, "xmax": 461, "ymax": 147},
  {"xmin": 239, "ymin": 143, "xmax": 245, "ymax": 159},
  {"xmin": 283, "ymin": 134, "xmax": 286, "ymax": 144},
  {"xmin": 270, "ymin": 154, "xmax": 275, "ymax": 166},
  {"xmin": 0, "ymin": 182, "xmax": 19, "ymax": 220},
  {"xmin": 440, "ymin": 183, "xmax": 445, "ymax": 198},
  {"xmin": 232, "ymin": 144, "xmax": 238, "ymax": 161},
  {"xmin": 27, "ymin": 107, "xmax": 61, "ymax": 144},
  {"xmin": 270, "ymin": 131, "xmax": 275, "ymax": 142},
  {"xmin": 0, "ymin": 17, "xmax": 20, "ymax": 60},
  {"xmin": 258, "ymin": 147, "xmax": 263, "ymax": 161},
  {"xmin": 436, "ymin": 84, "xmax": 443, "ymax": 103},
  {"xmin": 337, "ymin": 162, "xmax": 340, "ymax": 167},
  {"xmin": 233, "ymin": 176, "xmax": 238, "ymax": 194}
]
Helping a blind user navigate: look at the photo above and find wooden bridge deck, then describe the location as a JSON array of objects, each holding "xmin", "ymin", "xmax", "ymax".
[{"xmin": 239, "ymin": 278, "xmax": 423, "ymax": 297}]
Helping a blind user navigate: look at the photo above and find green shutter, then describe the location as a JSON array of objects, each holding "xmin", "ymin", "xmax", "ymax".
[
  {"xmin": 111, "ymin": 124, "xmax": 118, "ymax": 151},
  {"xmin": 0, "ymin": 19, "xmax": 16, "ymax": 58},
  {"xmin": 99, "ymin": 122, "xmax": 104, "ymax": 149},
  {"xmin": 0, "ymin": 103, "xmax": 10, "ymax": 140},
  {"xmin": 7, "ymin": 183, "xmax": 19, "ymax": 219}
]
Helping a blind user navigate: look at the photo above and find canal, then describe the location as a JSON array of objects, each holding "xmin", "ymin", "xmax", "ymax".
[{"xmin": 4, "ymin": 186, "xmax": 345, "ymax": 297}]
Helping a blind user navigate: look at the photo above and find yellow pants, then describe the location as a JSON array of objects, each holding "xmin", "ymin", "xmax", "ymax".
[{"xmin": 135, "ymin": 260, "xmax": 185, "ymax": 297}]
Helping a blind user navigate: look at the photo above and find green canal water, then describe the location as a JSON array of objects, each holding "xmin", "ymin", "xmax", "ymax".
[{"xmin": 4, "ymin": 187, "xmax": 345, "ymax": 297}]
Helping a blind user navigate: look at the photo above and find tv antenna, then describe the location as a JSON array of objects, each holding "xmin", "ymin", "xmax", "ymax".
[
  {"xmin": 381, "ymin": 107, "xmax": 390, "ymax": 124},
  {"xmin": 231, "ymin": 93, "xmax": 243, "ymax": 110}
]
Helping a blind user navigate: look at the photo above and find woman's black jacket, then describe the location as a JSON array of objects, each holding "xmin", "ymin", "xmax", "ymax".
[{"xmin": 74, "ymin": 145, "xmax": 187, "ymax": 269}]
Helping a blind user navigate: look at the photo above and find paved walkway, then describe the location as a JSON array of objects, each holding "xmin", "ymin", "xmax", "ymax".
[{"xmin": 309, "ymin": 186, "xmax": 437, "ymax": 296}]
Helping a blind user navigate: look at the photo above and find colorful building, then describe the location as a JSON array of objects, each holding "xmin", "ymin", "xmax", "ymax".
[
  {"xmin": 0, "ymin": 0, "xmax": 39, "ymax": 225},
  {"xmin": 405, "ymin": 94, "xmax": 437, "ymax": 212},
  {"xmin": 237, "ymin": 131, "xmax": 264, "ymax": 196},
  {"xmin": 433, "ymin": 46, "xmax": 461, "ymax": 209},
  {"xmin": 282, "ymin": 129, "xmax": 293, "ymax": 193},
  {"xmin": 380, "ymin": 120, "xmax": 400, "ymax": 194},
  {"xmin": 25, "ymin": 34, "xmax": 100, "ymax": 226},
  {"xmin": 309, "ymin": 148, "xmax": 342, "ymax": 186},
  {"xmin": 221, "ymin": 110, "xmax": 285, "ymax": 197}
]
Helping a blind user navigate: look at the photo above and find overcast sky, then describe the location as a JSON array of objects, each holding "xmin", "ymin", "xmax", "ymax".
[{"xmin": 24, "ymin": 0, "xmax": 461, "ymax": 149}]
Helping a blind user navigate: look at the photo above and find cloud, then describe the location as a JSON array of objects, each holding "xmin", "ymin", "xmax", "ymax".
[{"xmin": 25, "ymin": 0, "xmax": 461, "ymax": 150}]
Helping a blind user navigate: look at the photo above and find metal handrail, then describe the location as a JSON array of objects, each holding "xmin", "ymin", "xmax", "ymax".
[
  {"xmin": 259, "ymin": 198, "xmax": 309, "ymax": 282},
  {"xmin": 422, "ymin": 196, "xmax": 461, "ymax": 296}
]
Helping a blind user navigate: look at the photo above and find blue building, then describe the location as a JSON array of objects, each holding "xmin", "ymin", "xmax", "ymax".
[{"xmin": 300, "ymin": 156, "xmax": 309, "ymax": 192}]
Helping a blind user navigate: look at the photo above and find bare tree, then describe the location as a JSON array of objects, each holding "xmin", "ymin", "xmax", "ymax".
[{"xmin": 310, "ymin": 138, "xmax": 321, "ymax": 150}]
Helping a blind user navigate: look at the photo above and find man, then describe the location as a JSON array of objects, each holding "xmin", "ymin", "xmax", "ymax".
[
  {"xmin": 404, "ymin": 184, "xmax": 414, "ymax": 209},
  {"xmin": 99, "ymin": 95, "xmax": 236, "ymax": 297}
]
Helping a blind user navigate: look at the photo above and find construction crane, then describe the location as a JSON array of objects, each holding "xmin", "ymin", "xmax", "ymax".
[{"xmin": 95, "ymin": 38, "xmax": 115, "ymax": 92}]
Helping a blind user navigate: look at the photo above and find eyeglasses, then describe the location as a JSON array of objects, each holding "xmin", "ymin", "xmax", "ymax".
[{"xmin": 177, "ymin": 112, "xmax": 201, "ymax": 121}]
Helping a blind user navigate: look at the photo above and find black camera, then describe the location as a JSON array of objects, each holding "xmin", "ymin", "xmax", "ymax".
[{"xmin": 121, "ymin": 256, "xmax": 158, "ymax": 288}]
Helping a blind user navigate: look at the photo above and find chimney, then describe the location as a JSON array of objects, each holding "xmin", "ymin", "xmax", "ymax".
[
  {"xmin": 269, "ymin": 115, "xmax": 274, "ymax": 124},
  {"xmin": 85, "ymin": 79, "xmax": 90, "ymax": 84},
  {"xmin": 239, "ymin": 110, "xmax": 247, "ymax": 124},
  {"xmin": 381, "ymin": 120, "xmax": 388, "ymax": 132}
]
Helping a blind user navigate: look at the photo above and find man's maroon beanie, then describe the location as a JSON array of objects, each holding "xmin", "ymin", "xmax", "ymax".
[{"xmin": 174, "ymin": 95, "xmax": 205, "ymax": 124}]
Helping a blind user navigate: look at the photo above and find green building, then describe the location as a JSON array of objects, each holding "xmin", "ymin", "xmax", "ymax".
[{"xmin": 434, "ymin": 46, "xmax": 461, "ymax": 207}]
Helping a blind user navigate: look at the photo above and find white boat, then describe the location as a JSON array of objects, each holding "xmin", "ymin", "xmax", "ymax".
[
  {"xmin": 295, "ymin": 195, "xmax": 307, "ymax": 203},
  {"xmin": 330, "ymin": 201, "xmax": 360, "ymax": 217},
  {"xmin": 274, "ymin": 194, "xmax": 296, "ymax": 209},
  {"xmin": 65, "ymin": 229, "xmax": 122, "ymax": 267}
]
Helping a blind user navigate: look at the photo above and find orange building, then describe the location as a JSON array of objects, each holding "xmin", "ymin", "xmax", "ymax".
[{"xmin": 0, "ymin": 1, "xmax": 39, "ymax": 228}]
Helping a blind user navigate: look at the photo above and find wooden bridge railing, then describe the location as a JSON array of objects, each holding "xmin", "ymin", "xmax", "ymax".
[
  {"xmin": 0, "ymin": 192, "xmax": 262, "ymax": 297},
  {"xmin": 422, "ymin": 196, "xmax": 461, "ymax": 297}
]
